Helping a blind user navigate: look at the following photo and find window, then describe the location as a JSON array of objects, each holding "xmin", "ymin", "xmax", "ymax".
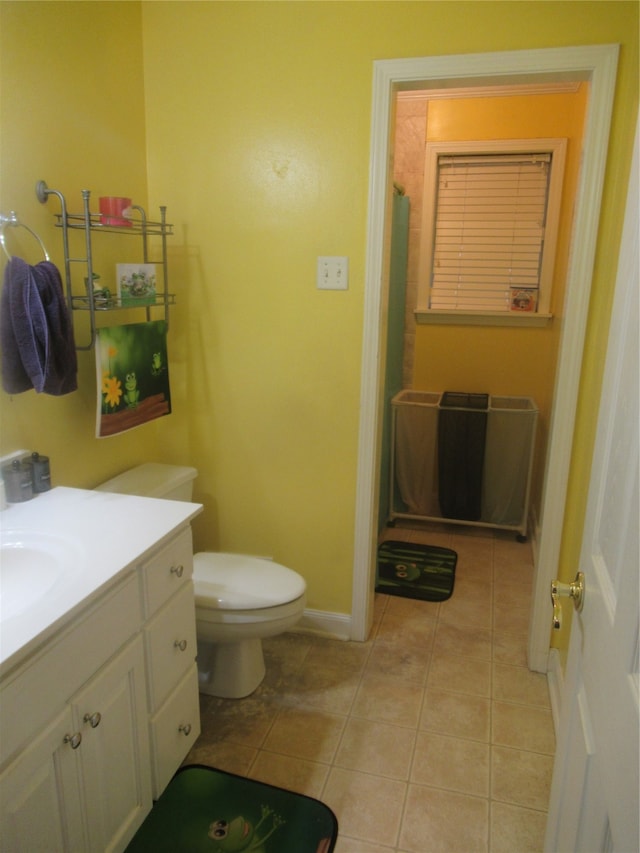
[{"xmin": 417, "ymin": 138, "xmax": 567, "ymax": 324}]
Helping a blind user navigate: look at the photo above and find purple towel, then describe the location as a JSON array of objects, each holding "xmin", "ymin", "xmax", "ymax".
[{"xmin": 0, "ymin": 257, "xmax": 77, "ymax": 395}]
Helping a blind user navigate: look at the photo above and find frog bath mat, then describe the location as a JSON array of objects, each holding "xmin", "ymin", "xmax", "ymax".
[
  {"xmin": 376, "ymin": 540, "xmax": 457, "ymax": 602},
  {"xmin": 95, "ymin": 321, "xmax": 171, "ymax": 437},
  {"xmin": 126, "ymin": 764, "xmax": 338, "ymax": 853}
]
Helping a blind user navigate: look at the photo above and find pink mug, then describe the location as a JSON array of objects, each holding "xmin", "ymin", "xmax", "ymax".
[{"xmin": 99, "ymin": 196, "xmax": 132, "ymax": 226}]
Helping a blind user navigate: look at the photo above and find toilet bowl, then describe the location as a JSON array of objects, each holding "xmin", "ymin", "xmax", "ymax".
[
  {"xmin": 194, "ymin": 552, "xmax": 306, "ymax": 698},
  {"xmin": 95, "ymin": 463, "xmax": 306, "ymax": 698}
]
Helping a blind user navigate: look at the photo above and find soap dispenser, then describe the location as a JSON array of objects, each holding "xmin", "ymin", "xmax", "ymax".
[
  {"xmin": 29, "ymin": 452, "xmax": 51, "ymax": 492},
  {"xmin": 2, "ymin": 458, "xmax": 34, "ymax": 502}
]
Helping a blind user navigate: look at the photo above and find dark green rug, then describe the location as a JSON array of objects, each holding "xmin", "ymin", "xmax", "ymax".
[
  {"xmin": 126, "ymin": 765, "xmax": 338, "ymax": 852},
  {"xmin": 376, "ymin": 540, "xmax": 457, "ymax": 602}
]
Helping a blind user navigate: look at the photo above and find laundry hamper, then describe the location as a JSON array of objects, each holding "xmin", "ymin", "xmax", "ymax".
[
  {"xmin": 389, "ymin": 390, "xmax": 538, "ymax": 539},
  {"xmin": 437, "ymin": 391, "xmax": 489, "ymax": 521}
]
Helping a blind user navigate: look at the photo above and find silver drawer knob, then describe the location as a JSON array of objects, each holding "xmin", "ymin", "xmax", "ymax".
[
  {"xmin": 170, "ymin": 564, "xmax": 184, "ymax": 578},
  {"xmin": 64, "ymin": 732, "xmax": 82, "ymax": 749},
  {"xmin": 83, "ymin": 711, "xmax": 102, "ymax": 729},
  {"xmin": 178, "ymin": 723, "xmax": 192, "ymax": 736},
  {"xmin": 174, "ymin": 639, "xmax": 188, "ymax": 651}
]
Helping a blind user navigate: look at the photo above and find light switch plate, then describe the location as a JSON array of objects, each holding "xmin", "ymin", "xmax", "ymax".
[{"xmin": 317, "ymin": 256, "xmax": 349, "ymax": 290}]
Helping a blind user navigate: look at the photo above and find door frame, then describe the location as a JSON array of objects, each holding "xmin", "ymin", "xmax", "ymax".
[{"xmin": 352, "ymin": 44, "xmax": 619, "ymax": 675}]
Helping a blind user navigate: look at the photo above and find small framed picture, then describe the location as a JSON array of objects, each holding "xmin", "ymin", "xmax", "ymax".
[
  {"xmin": 117, "ymin": 263, "xmax": 157, "ymax": 306},
  {"xmin": 509, "ymin": 288, "xmax": 538, "ymax": 312}
]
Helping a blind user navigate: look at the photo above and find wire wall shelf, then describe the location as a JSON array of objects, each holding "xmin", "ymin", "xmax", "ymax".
[{"xmin": 37, "ymin": 180, "xmax": 174, "ymax": 351}]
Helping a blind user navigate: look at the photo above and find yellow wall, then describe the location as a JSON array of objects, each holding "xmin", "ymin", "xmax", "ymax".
[
  {"xmin": 0, "ymin": 2, "xmax": 637, "ymax": 626},
  {"xmin": 413, "ymin": 86, "xmax": 588, "ymax": 514},
  {"xmin": 0, "ymin": 1, "xmax": 186, "ymax": 486}
]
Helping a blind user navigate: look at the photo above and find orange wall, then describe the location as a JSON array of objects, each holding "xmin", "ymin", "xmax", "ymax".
[{"xmin": 412, "ymin": 86, "xmax": 588, "ymax": 513}]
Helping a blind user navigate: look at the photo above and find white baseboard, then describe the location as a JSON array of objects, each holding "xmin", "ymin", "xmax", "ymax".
[
  {"xmin": 546, "ymin": 647, "xmax": 564, "ymax": 736},
  {"xmin": 293, "ymin": 608, "xmax": 351, "ymax": 641}
]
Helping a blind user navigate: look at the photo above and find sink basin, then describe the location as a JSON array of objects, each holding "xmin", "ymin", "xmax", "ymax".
[{"xmin": 0, "ymin": 530, "xmax": 82, "ymax": 621}]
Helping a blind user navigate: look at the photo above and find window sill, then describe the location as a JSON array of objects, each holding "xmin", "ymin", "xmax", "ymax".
[{"xmin": 414, "ymin": 309, "xmax": 553, "ymax": 327}]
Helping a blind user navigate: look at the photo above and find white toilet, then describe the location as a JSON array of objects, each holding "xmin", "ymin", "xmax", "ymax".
[{"xmin": 95, "ymin": 463, "xmax": 306, "ymax": 699}]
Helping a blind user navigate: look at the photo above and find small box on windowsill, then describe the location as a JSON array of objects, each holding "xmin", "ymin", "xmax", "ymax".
[{"xmin": 509, "ymin": 288, "xmax": 538, "ymax": 312}]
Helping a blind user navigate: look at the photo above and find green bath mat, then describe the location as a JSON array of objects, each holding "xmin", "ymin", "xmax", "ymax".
[
  {"xmin": 376, "ymin": 540, "xmax": 457, "ymax": 602},
  {"xmin": 126, "ymin": 764, "xmax": 338, "ymax": 853}
]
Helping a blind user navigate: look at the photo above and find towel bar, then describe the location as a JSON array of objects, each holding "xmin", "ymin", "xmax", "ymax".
[{"xmin": 0, "ymin": 212, "xmax": 50, "ymax": 262}]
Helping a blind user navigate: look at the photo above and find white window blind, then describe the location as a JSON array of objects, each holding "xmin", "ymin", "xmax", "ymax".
[{"xmin": 429, "ymin": 153, "xmax": 552, "ymax": 312}]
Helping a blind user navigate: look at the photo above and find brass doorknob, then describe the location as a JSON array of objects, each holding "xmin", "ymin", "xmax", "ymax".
[{"xmin": 550, "ymin": 571, "xmax": 585, "ymax": 630}]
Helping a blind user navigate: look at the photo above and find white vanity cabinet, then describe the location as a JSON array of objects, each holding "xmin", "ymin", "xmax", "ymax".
[
  {"xmin": 0, "ymin": 706, "xmax": 85, "ymax": 851},
  {"xmin": 0, "ymin": 574, "xmax": 150, "ymax": 853},
  {"xmin": 139, "ymin": 526, "xmax": 200, "ymax": 798},
  {"xmin": 0, "ymin": 513, "xmax": 202, "ymax": 853},
  {"xmin": 69, "ymin": 636, "xmax": 150, "ymax": 851}
]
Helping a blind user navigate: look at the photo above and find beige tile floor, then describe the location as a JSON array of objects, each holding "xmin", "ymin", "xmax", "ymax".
[{"xmin": 186, "ymin": 523, "xmax": 555, "ymax": 852}]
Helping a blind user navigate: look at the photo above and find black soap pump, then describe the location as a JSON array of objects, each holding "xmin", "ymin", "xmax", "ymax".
[
  {"xmin": 2, "ymin": 458, "xmax": 34, "ymax": 502},
  {"xmin": 30, "ymin": 452, "xmax": 51, "ymax": 492}
]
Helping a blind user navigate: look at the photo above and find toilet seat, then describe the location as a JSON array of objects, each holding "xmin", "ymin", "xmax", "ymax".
[{"xmin": 193, "ymin": 552, "xmax": 306, "ymax": 610}]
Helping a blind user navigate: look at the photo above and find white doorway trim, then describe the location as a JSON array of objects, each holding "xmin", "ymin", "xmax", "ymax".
[{"xmin": 352, "ymin": 44, "xmax": 619, "ymax": 675}]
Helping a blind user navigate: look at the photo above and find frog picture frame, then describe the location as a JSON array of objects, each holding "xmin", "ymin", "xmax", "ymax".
[
  {"xmin": 116, "ymin": 263, "xmax": 157, "ymax": 307},
  {"xmin": 95, "ymin": 320, "xmax": 171, "ymax": 438}
]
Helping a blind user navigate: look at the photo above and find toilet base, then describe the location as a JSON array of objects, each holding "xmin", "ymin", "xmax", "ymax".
[{"xmin": 197, "ymin": 638, "xmax": 266, "ymax": 699}]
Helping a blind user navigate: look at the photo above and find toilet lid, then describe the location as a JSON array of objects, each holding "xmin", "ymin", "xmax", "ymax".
[{"xmin": 192, "ymin": 552, "xmax": 306, "ymax": 610}]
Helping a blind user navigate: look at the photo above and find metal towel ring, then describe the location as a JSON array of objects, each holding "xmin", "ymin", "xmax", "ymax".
[{"xmin": 0, "ymin": 211, "xmax": 50, "ymax": 262}]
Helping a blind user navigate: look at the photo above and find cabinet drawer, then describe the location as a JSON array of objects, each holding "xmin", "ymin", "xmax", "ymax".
[
  {"xmin": 145, "ymin": 582, "xmax": 197, "ymax": 710},
  {"xmin": 140, "ymin": 527, "xmax": 193, "ymax": 617},
  {"xmin": 149, "ymin": 664, "xmax": 201, "ymax": 799},
  {"xmin": 0, "ymin": 573, "xmax": 140, "ymax": 765}
]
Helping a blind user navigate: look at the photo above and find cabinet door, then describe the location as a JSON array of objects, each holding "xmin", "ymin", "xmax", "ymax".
[
  {"xmin": 0, "ymin": 707, "xmax": 85, "ymax": 852},
  {"xmin": 72, "ymin": 636, "xmax": 151, "ymax": 853}
]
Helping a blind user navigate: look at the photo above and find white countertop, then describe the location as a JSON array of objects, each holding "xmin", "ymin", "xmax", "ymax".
[{"xmin": 0, "ymin": 487, "xmax": 202, "ymax": 676}]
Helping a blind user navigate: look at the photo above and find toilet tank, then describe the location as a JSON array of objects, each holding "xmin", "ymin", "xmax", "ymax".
[{"xmin": 95, "ymin": 463, "xmax": 198, "ymax": 502}]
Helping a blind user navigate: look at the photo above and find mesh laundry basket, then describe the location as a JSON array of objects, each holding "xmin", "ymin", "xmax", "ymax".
[
  {"xmin": 481, "ymin": 397, "xmax": 538, "ymax": 525},
  {"xmin": 438, "ymin": 392, "xmax": 489, "ymax": 521},
  {"xmin": 391, "ymin": 391, "xmax": 440, "ymax": 515}
]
